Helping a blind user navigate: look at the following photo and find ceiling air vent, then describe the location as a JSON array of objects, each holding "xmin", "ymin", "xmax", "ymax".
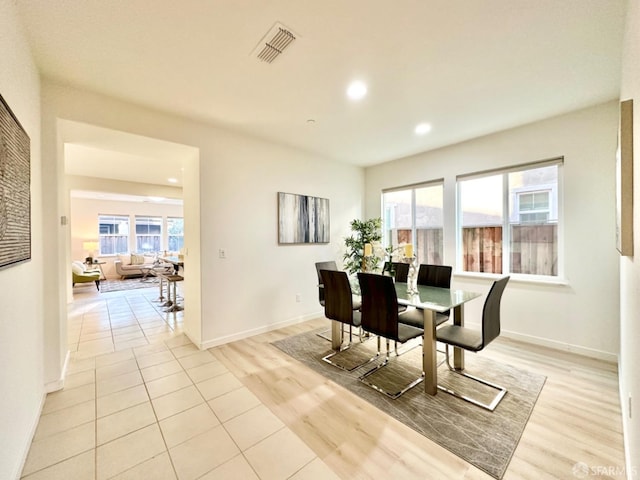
[{"xmin": 254, "ymin": 23, "xmax": 297, "ymax": 64}]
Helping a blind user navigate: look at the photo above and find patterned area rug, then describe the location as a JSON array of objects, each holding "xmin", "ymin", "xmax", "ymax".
[
  {"xmin": 99, "ymin": 277, "xmax": 160, "ymax": 293},
  {"xmin": 272, "ymin": 328, "xmax": 546, "ymax": 479}
]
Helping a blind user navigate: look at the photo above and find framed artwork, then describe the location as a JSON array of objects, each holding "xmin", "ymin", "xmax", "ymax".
[
  {"xmin": 278, "ymin": 192, "xmax": 329, "ymax": 244},
  {"xmin": 616, "ymin": 99, "xmax": 633, "ymax": 256},
  {"xmin": 0, "ymin": 94, "xmax": 31, "ymax": 270}
]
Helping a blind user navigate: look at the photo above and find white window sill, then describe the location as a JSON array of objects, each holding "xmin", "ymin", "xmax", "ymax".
[{"xmin": 453, "ymin": 271, "xmax": 570, "ymax": 287}]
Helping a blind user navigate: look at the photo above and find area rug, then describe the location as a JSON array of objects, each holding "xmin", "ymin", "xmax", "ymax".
[
  {"xmin": 272, "ymin": 328, "xmax": 546, "ymax": 479},
  {"xmin": 99, "ymin": 277, "xmax": 159, "ymax": 293}
]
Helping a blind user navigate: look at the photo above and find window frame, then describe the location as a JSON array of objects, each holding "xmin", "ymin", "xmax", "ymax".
[
  {"xmin": 166, "ymin": 216, "xmax": 185, "ymax": 252},
  {"xmin": 134, "ymin": 215, "xmax": 163, "ymax": 253},
  {"xmin": 381, "ymin": 179, "xmax": 445, "ymax": 265},
  {"xmin": 98, "ymin": 214, "xmax": 130, "ymax": 256},
  {"xmin": 455, "ymin": 157, "xmax": 563, "ymax": 280}
]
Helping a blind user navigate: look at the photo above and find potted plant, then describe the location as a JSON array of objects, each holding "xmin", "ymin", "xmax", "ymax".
[{"xmin": 343, "ymin": 218, "xmax": 383, "ymax": 274}]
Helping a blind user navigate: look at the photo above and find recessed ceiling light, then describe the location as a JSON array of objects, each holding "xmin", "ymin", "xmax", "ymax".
[
  {"xmin": 347, "ymin": 80, "xmax": 367, "ymax": 101},
  {"xmin": 168, "ymin": 178, "xmax": 178, "ymax": 184},
  {"xmin": 306, "ymin": 119, "xmax": 316, "ymax": 124},
  {"xmin": 414, "ymin": 123, "xmax": 432, "ymax": 135}
]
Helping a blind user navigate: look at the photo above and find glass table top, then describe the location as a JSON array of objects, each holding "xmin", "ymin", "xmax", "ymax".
[
  {"xmin": 395, "ymin": 283, "xmax": 481, "ymax": 312},
  {"xmin": 346, "ymin": 276, "xmax": 481, "ymax": 313}
]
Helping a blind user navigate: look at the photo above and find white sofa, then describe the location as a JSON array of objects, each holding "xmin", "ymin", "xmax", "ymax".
[{"xmin": 113, "ymin": 254, "xmax": 172, "ymax": 279}]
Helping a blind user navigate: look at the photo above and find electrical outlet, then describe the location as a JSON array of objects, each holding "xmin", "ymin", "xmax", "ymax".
[
  {"xmin": 218, "ymin": 249, "xmax": 226, "ymax": 259},
  {"xmin": 296, "ymin": 293, "xmax": 301, "ymax": 303}
]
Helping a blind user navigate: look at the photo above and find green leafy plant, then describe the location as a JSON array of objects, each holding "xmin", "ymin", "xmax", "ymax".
[{"xmin": 343, "ymin": 218, "xmax": 382, "ymax": 274}]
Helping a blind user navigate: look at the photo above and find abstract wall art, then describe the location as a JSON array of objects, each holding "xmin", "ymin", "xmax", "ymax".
[
  {"xmin": 0, "ymin": 93, "xmax": 31, "ymax": 270},
  {"xmin": 278, "ymin": 192, "xmax": 329, "ymax": 244}
]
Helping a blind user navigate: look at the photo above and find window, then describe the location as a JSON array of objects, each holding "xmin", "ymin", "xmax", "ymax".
[
  {"xmin": 167, "ymin": 217, "xmax": 184, "ymax": 251},
  {"xmin": 382, "ymin": 182, "xmax": 444, "ymax": 264},
  {"xmin": 458, "ymin": 159, "xmax": 561, "ymax": 277},
  {"xmin": 516, "ymin": 191, "xmax": 550, "ymax": 223},
  {"xmin": 99, "ymin": 215, "xmax": 130, "ymax": 255},
  {"xmin": 135, "ymin": 216, "xmax": 162, "ymax": 253}
]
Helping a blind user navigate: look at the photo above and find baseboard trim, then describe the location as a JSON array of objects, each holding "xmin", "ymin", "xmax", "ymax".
[
  {"xmin": 45, "ymin": 350, "xmax": 70, "ymax": 393},
  {"xmin": 499, "ymin": 328, "xmax": 618, "ymax": 363},
  {"xmin": 199, "ymin": 312, "xmax": 321, "ymax": 350},
  {"xmin": 199, "ymin": 314, "xmax": 618, "ymax": 363},
  {"xmin": 617, "ymin": 356, "xmax": 633, "ymax": 478},
  {"xmin": 14, "ymin": 390, "xmax": 47, "ymax": 480}
]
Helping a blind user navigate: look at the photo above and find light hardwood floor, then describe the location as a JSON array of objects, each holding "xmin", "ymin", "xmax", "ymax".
[
  {"xmin": 213, "ymin": 318, "xmax": 626, "ymax": 480},
  {"xmin": 30, "ymin": 288, "xmax": 625, "ymax": 480}
]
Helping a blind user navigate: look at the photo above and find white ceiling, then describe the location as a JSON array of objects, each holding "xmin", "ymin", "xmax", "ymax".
[
  {"xmin": 17, "ymin": 0, "xmax": 627, "ymax": 167},
  {"xmin": 61, "ymin": 119, "xmax": 192, "ymax": 187}
]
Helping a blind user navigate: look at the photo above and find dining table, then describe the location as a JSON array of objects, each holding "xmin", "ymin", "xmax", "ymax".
[{"xmin": 334, "ymin": 279, "xmax": 481, "ymax": 396}]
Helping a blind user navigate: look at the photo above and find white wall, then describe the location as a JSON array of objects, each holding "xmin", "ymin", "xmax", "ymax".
[
  {"xmin": 619, "ymin": 0, "xmax": 639, "ymax": 471},
  {"xmin": 0, "ymin": 1, "xmax": 43, "ymax": 479},
  {"xmin": 69, "ymin": 196, "xmax": 183, "ymax": 279},
  {"xmin": 365, "ymin": 102, "xmax": 620, "ymax": 359},
  {"xmin": 40, "ymin": 80, "xmax": 363, "ymax": 362}
]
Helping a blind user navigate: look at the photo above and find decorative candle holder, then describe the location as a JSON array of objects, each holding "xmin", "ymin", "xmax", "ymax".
[{"xmin": 404, "ymin": 255, "xmax": 418, "ymax": 294}]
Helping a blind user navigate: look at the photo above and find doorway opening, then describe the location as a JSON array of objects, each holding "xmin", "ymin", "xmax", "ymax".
[{"xmin": 60, "ymin": 119, "xmax": 201, "ymax": 358}]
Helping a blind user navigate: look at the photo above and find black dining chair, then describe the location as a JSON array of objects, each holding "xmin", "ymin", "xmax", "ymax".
[
  {"xmin": 397, "ymin": 264, "xmax": 453, "ymax": 329},
  {"xmin": 357, "ymin": 272, "xmax": 425, "ymax": 398},
  {"xmin": 383, "ymin": 261, "xmax": 410, "ymax": 283},
  {"xmin": 315, "ymin": 261, "xmax": 338, "ymax": 307},
  {"xmin": 417, "ymin": 264, "xmax": 453, "ymax": 323},
  {"xmin": 435, "ymin": 276, "xmax": 510, "ymax": 411},
  {"xmin": 314, "ymin": 261, "xmax": 338, "ymax": 342},
  {"xmin": 320, "ymin": 269, "xmax": 371, "ymax": 371},
  {"xmin": 396, "ymin": 264, "xmax": 453, "ymax": 359},
  {"xmin": 417, "ymin": 263, "xmax": 452, "ymax": 289}
]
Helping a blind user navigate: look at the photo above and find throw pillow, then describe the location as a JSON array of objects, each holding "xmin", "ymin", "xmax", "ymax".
[
  {"xmin": 71, "ymin": 261, "xmax": 85, "ymax": 275},
  {"xmin": 117, "ymin": 254, "xmax": 131, "ymax": 265},
  {"xmin": 131, "ymin": 254, "xmax": 145, "ymax": 265}
]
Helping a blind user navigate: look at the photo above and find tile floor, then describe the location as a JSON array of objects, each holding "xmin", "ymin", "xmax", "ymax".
[{"xmin": 21, "ymin": 286, "xmax": 339, "ymax": 479}]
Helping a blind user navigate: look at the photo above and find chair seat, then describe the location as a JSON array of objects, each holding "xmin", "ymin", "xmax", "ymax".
[
  {"xmin": 436, "ymin": 324, "xmax": 483, "ymax": 351},
  {"xmin": 399, "ymin": 307, "xmax": 449, "ymax": 329},
  {"xmin": 397, "ymin": 322, "xmax": 424, "ymax": 343}
]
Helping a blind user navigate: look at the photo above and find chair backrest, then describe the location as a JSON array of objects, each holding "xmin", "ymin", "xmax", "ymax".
[
  {"xmin": 320, "ymin": 269, "xmax": 357, "ymax": 326},
  {"xmin": 357, "ymin": 272, "xmax": 400, "ymax": 340},
  {"xmin": 382, "ymin": 261, "xmax": 410, "ymax": 283},
  {"xmin": 393, "ymin": 262, "xmax": 410, "ymax": 283},
  {"xmin": 315, "ymin": 261, "xmax": 338, "ymax": 304},
  {"xmin": 417, "ymin": 264, "xmax": 452, "ymax": 288},
  {"xmin": 481, "ymin": 276, "xmax": 510, "ymax": 348}
]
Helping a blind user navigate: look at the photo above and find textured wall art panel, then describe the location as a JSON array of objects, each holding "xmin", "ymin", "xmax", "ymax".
[
  {"xmin": 0, "ymin": 94, "xmax": 31, "ymax": 270},
  {"xmin": 278, "ymin": 192, "xmax": 329, "ymax": 244}
]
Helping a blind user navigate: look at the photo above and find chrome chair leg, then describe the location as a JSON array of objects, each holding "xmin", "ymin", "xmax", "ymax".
[
  {"xmin": 322, "ymin": 325, "xmax": 377, "ymax": 372},
  {"xmin": 316, "ymin": 327, "xmax": 332, "ymax": 342},
  {"xmin": 437, "ymin": 345, "xmax": 507, "ymax": 411},
  {"xmin": 359, "ymin": 338, "xmax": 424, "ymax": 399},
  {"xmin": 393, "ymin": 337, "xmax": 422, "ymax": 356}
]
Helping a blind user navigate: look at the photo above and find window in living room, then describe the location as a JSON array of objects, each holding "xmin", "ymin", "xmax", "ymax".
[
  {"xmin": 99, "ymin": 215, "xmax": 130, "ymax": 255},
  {"xmin": 457, "ymin": 158, "xmax": 561, "ymax": 277},
  {"xmin": 167, "ymin": 217, "xmax": 184, "ymax": 251},
  {"xmin": 135, "ymin": 216, "xmax": 162, "ymax": 253},
  {"xmin": 382, "ymin": 181, "xmax": 444, "ymax": 264}
]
